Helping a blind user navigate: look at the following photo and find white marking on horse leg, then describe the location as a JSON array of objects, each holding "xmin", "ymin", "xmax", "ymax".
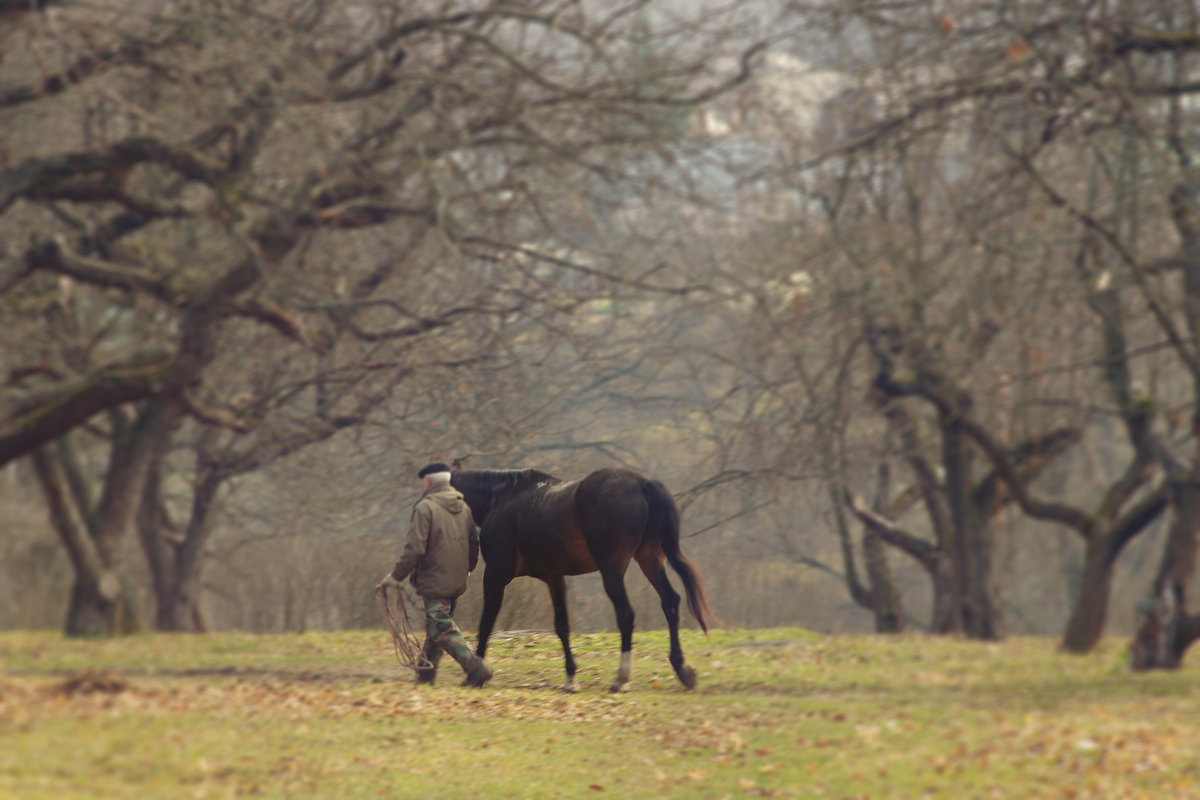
[
  {"xmin": 562, "ymin": 676, "xmax": 580, "ymax": 693},
  {"xmin": 609, "ymin": 651, "xmax": 632, "ymax": 692}
]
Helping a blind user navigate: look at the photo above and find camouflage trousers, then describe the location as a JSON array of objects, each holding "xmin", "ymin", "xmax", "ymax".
[{"xmin": 421, "ymin": 598, "xmax": 476, "ymax": 674}]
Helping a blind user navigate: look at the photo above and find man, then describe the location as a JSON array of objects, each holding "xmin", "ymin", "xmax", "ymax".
[{"xmin": 377, "ymin": 461, "xmax": 492, "ymax": 687}]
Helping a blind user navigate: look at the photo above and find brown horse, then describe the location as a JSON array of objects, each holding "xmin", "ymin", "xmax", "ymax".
[{"xmin": 450, "ymin": 465, "xmax": 716, "ymax": 692}]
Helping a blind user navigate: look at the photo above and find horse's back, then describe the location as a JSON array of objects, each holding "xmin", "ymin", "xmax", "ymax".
[
  {"xmin": 577, "ymin": 467, "xmax": 648, "ymax": 495},
  {"xmin": 575, "ymin": 468, "xmax": 655, "ymax": 541}
]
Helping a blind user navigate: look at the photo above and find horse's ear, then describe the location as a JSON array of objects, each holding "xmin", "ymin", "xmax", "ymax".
[{"xmin": 451, "ymin": 457, "xmax": 464, "ymax": 471}]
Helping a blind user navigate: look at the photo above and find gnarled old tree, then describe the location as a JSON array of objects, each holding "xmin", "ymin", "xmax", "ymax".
[
  {"xmin": 668, "ymin": 16, "xmax": 1096, "ymax": 638},
  {"xmin": 1129, "ymin": 174, "xmax": 1200, "ymax": 669},
  {"xmin": 0, "ymin": 0, "xmax": 771, "ymax": 634},
  {"xmin": 753, "ymin": 0, "xmax": 1200, "ymax": 652},
  {"xmin": 867, "ymin": 1, "xmax": 1200, "ymax": 661},
  {"xmin": 985, "ymin": 2, "xmax": 1200, "ymax": 670},
  {"xmin": 824, "ymin": 186, "xmax": 1089, "ymax": 641}
]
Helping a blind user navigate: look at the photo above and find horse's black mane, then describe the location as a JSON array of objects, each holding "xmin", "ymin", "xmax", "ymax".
[
  {"xmin": 454, "ymin": 468, "xmax": 560, "ymax": 496},
  {"xmin": 452, "ymin": 468, "xmax": 561, "ymax": 524}
]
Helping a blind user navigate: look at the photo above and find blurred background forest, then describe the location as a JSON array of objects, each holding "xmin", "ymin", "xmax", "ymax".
[{"xmin": 4, "ymin": 0, "xmax": 1200, "ymax": 670}]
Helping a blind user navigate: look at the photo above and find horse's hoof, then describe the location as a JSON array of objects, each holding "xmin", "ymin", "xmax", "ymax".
[
  {"xmin": 562, "ymin": 678, "xmax": 580, "ymax": 693},
  {"xmin": 608, "ymin": 681, "xmax": 630, "ymax": 693},
  {"xmin": 677, "ymin": 665, "xmax": 697, "ymax": 690}
]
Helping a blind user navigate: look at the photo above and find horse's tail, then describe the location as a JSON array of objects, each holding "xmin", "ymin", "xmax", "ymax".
[{"xmin": 642, "ymin": 479, "xmax": 717, "ymax": 635}]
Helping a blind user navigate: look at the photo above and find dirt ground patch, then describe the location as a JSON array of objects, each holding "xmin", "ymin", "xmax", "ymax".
[{"xmin": 1, "ymin": 665, "xmax": 633, "ymax": 728}]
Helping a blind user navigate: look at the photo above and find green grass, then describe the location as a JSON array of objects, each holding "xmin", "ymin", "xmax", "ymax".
[{"xmin": 2, "ymin": 628, "xmax": 1199, "ymax": 798}]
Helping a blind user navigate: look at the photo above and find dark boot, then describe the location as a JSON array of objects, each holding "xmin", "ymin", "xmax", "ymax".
[
  {"xmin": 463, "ymin": 658, "xmax": 492, "ymax": 688},
  {"xmin": 418, "ymin": 631, "xmax": 441, "ymax": 685}
]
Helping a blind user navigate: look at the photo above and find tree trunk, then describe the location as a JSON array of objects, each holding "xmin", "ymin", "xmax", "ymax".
[
  {"xmin": 136, "ymin": 404, "xmax": 219, "ymax": 633},
  {"xmin": 32, "ymin": 443, "xmax": 139, "ymax": 636},
  {"xmin": 1129, "ymin": 182, "xmax": 1200, "ymax": 668},
  {"xmin": 862, "ymin": 528, "xmax": 905, "ymax": 633},
  {"xmin": 137, "ymin": 448, "xmax": 177, "ymax": 630},
  {"xmin": 941, "ymin": 415, "xmax": 1004, "ymax": 640},
  {"xmin": 1130, "ymin": 477, "xmax": 1200, "ymax": 670},
  {"xmin": 927, "ymin": 533, "xmax": 1002, "ymax": 640},
  {"xmin": 1061, "ymin": 534, "xmax": 1113, "ymax": 653},
  {"xmin": 961, "ymin": 504, "xmax": 1003, "ymax": 641},
  {"xmin": 63, "ymin": 571, "xmax": 127, "ymax": 636},
  {"xmin": 928, "ymin": 554, "xmax": 963, "ymax": 634},
  {"xmin": 163, "ymin": 471, "xmax": 219, "ymax": 631},
  {"xmin": 36, "ymin": 399, "xmax": 183, "ymax": 636},
  {"xmin": 832, "ymin": 479, "xmax": 906, "ymax": 633},
  {"xmin": 158, "ymin": 572, "xmax": 209, "ymax": 632},
  {"xmin": 1129, "ymin": 583, "xmax": 1200, "ymax": 670}
]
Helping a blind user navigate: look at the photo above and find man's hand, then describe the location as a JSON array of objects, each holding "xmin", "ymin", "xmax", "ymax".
[{"xmin": 375, "ymin": 572, "xmax": 402, "ymax": 596}]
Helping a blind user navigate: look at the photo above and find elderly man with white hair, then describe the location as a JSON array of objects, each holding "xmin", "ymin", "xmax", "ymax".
[{"xmin": 377, "ymin": 461, "xmax": 491, "ymax": 687}]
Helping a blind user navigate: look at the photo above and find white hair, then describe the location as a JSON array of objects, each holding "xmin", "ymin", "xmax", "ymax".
[{"xmin": 425, "ymin": 471, "xmax": 452, "ymax": 485}]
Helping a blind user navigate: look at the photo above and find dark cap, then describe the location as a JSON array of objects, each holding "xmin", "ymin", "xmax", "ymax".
[{"xmin": 417, "ymin": 461, "xmax": 452, "ymax": 478}]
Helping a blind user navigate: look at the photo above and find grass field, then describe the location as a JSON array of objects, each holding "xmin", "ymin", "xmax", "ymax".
[{"xmin": 2, "ymin": 627, "xmax": 1198, "ymax": 799}]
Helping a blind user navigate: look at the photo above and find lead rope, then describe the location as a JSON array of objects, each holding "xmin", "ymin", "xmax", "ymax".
[{"xmin": 376, "ymin": 584, "xmax": 434, "ymax": 675}]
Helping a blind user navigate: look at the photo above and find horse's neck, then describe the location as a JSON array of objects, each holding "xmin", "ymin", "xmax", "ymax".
[{"xmin": 456, "ymin": 468, "xmax": 558, "ymax": 518}]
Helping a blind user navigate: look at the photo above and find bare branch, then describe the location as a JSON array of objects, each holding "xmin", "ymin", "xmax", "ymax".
[
  {"xmin": 0, "ymin": 137, "xmax": 223, "ymax": 214},
  {"xmin": 844, "ymin": 489, "xmax": 938, "ymax": 570}
]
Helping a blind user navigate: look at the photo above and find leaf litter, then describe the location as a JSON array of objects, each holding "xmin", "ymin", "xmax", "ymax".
[
  {"xmin": 1, "ymin": 666, "xmax": 634, "ymax": 728},
  {"xmin": 4, "ymin": 630, "xmax": 1200, "ymax": 798}
]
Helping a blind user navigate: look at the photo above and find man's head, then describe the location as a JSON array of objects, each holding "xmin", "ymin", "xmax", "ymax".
[{"xmin": 417, "ymin": 461, "xmax": 452, "ymax": 488}]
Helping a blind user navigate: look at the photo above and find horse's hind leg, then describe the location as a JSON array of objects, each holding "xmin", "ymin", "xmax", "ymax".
[
  {"xmin": 544, "ymin": 576, "xmax": 579, "ymax": 692},
  {"xmin": 600, "ymin": 568, "xmax": 636, "ymax": 692},
  {"xmin": 637, "ymin": 552, "xmax": 696, "ymax": 689}
]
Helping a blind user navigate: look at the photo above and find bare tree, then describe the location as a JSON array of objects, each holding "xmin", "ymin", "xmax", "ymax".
[
  {"xmin": 701, "ymin": 0, "xmax": 1184, "ymax": 645},
  {"xmin": 0, "ymin": 0, "xmax": 773, "ymax": 634}
]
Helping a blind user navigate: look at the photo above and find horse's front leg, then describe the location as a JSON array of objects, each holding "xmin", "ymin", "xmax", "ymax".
[
  {"xmin": 600, "ymin": 569, "xmax": 635, "ymax": 692},
  {"xmin": 544, "ymin": 576, "xmax": 578, "ymax": 692},
  {"xmin": 475, "ymin": 567, "xmax": 508, "ymax": 661}
]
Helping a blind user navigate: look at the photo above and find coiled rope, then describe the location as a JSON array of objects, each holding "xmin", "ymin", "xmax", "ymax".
[{"xmin": 376, "ymin": 583, "xmax": 434, "ymax": 675}]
